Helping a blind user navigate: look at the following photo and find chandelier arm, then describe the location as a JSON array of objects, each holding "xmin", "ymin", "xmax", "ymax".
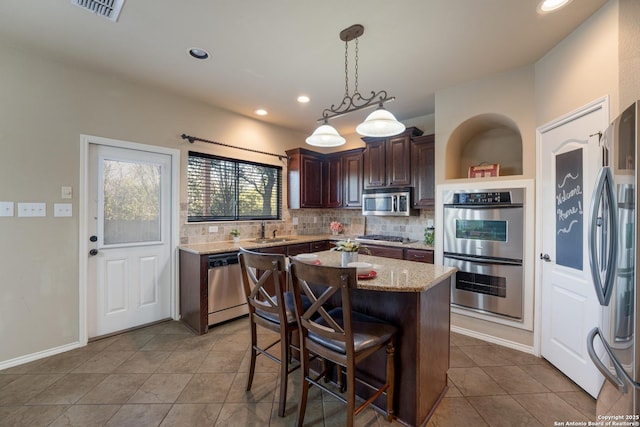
[{"xmin": 318, "ymin": 91, "xmax": 395, "ymax": 122}]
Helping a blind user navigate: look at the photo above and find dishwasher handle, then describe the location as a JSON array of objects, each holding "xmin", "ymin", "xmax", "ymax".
[{"xmin": 208, "ymin": 253, "xmax": 240, "ymax": 268}]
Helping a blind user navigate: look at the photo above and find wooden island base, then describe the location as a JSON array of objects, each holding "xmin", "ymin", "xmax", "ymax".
[{"xmin": 347, "ymin": 276, "xmax": 451, "ymax": 426}]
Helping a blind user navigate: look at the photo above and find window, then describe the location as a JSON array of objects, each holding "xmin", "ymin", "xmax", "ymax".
[{"xmin": 187, "ymin": 151, "xmax": 282, "ymax": 222}]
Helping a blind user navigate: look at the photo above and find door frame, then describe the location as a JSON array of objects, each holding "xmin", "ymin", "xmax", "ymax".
[
  {"xmin": 79, "ymin": 134, "xmax": 180, "ymax": 345},
  {"xmin": 534, "ymin": 95, "xmax": 609, "ymax": 356}
]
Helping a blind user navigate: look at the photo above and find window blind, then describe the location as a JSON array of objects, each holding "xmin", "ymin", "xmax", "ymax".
[{"xmin": 187, "ymin": 151, "xmax": 282, "ymax": 222}]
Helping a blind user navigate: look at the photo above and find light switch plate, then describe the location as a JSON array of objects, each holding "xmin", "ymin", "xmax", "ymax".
[
  {"xmin": 0, "ymin": 201, "xmax": 14, "ymax": 217},
  {"xmin": 54, "ymin": 203, "xmax": 73, "ymax": 217},
  {"xmin": 18, "ymin": 202, "xmax": 46, "ymax": 217},
  {"xmin": 292, "ymin": 217, "xmax": 299, "ymax": 225},
  {"xmin": 208, "ymin": 226, "xmax": 218, "ymax": 233}
]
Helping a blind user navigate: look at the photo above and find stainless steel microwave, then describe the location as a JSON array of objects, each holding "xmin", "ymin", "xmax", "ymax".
[{"xmin": 362, "ymin": 188, "xmax": 414, "ymax": 216}]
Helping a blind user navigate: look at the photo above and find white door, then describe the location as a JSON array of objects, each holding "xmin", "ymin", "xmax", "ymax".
[
  {"xmin": 87, "ymin": 143, "xmax": 172, "ymax": 338},
  {"xmin": 539, "ymin": 100, "xmax": 607, "ymax": 397}
]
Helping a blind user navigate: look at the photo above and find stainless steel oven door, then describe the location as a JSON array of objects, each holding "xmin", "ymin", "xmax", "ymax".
[
  {"xmin": 443, "ymin": 205, "xmax": 524, "ymax": 260},
  {"xmin": 443, "ymin": 253, "xmax": 523, "ymax": 320}
]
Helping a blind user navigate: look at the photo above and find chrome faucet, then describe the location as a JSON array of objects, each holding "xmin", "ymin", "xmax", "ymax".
[
  {"xmin": 272, "ymin": 229, "xmax": 277, "ymax": 239},
  {"xmin": 261, "ymin": 221, "xmax": 266, "ymax": 239}
]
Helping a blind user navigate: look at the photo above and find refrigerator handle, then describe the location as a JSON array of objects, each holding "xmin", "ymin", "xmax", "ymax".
[
  {"xmin": 588, "ymin": 166, "xmax": 618, "ymax": 306},
  {"xmin": 587, "ymin": 327, "xmax": 628, "ymax": 393}
]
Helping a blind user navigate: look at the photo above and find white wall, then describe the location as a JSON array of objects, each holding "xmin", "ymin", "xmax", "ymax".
[
  {"xmin": 433, "ymin": 0, "xmax": 622, "ymax": 350},
  {"xmin": 0, "ymin": 38, "xmax": 306, "ymax": 365},
  {"xmin": 535, "ymin": 0, "xmax": 619, "ymax": 124}
]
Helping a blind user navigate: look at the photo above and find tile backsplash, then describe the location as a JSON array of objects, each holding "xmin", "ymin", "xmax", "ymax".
[{"xmin": 180, "ymin": 203, "xmax": 434, "ymax": 245}]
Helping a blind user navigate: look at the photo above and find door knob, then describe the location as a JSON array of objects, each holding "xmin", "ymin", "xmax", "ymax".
[
  {"xmin": 89, "ymin": 235, "xmax": 98, "ymax": 242},
  {"xmin": 540, "ymin": 253, "xmax": 551, "ymax": 262},
  {"xmin": 89, "ymin": 249, "xmax": 98, "ymax": 256}
]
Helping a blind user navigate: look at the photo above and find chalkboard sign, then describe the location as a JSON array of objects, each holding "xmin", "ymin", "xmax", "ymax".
[{"xmin": 556, "ymin": 148, "xmax": 583, "ymax": 270}]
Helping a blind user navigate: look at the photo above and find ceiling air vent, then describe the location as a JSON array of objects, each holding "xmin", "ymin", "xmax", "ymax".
[{"xmin": 71, "ymin": 0, "xmax": 125, "ymax": 22}]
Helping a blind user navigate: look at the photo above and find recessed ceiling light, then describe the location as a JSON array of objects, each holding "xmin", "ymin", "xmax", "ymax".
[
  {"xmin": 189, "ymin": 48, "xmax": 209, "ymax": 60},
  {"xmin": 255, "ymin": 109, "xmax": 268, "ymax": 116},
  {"xmin": 537, "ymin": 0, "xmax": 572, "ymax": 13},
  {"xmin": 297, "ymin": 95, "xmax": 310, "ymax": 103}
]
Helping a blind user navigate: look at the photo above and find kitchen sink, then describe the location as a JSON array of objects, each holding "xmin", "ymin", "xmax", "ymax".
[{"xmin": 250, "ymin": 237, "xmax": 297, "ymax": 244}]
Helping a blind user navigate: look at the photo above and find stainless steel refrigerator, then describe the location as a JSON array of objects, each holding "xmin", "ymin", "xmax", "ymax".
[{"xmin": 587, "ymin": 100, "xmax": 639, "ymax": 417}]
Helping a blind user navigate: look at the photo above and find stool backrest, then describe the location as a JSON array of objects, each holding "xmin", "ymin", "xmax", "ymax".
[
  {"xmin": 238, "ymin": 248, "xmax": 288, "ymax": 322},
  {"xmin": 289, "ymin": 258, "xmax": 357, "ymax": 357}
]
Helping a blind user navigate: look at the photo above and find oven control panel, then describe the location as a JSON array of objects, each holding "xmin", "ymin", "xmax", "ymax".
[
  {"xmin": 444, "ymin": 188, "xmax": 525, "ymax": 206},
  {"xmin": 453, "ymin": 191, "xmax": 511, "ymax": 204}
]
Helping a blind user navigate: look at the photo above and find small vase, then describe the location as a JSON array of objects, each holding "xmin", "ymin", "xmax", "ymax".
[
  {"xmin": 233, "ymin": 236, "xmax": 240, "ymax": 243},
  {"xmin": 332, "ymin": 230, "xmax": 339, "ymax": 236},
  {"xmin": 341, "ymin": 251, "xmax": 358, "ymax": 267}
]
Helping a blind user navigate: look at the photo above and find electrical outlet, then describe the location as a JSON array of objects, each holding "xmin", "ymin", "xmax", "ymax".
[
  {"xmin": 292, "ymin": 217, "xmax": 299, "ymax": 225},
  {"xmin": 313, "ymin": 217, "xmax": 317, "ymax": 224},
  {"xmin": 208, "ymin": 226, "xmax": 218, "ymax": 233}
]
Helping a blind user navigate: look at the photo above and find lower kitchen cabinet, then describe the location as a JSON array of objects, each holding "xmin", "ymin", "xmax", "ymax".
[
  {"xmin": 364, "ymin": 245, "xmax": 404, "ymax": 259},
  {"xmin": 310, "ymin": 240, "xmax": 330, "ymax": 252},
  {"xmin": 286, "ymin": 243, "xmax": 312, "ymax": 256},
  {"xmin": 360, "ymin": 245, "xmax": 434, "ymax": 264},
  {"xmin": 405, "ymin": 248, "xmax": 434, "ymax": 264}
]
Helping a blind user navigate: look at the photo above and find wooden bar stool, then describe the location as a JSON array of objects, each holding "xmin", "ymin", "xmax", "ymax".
[
  {"xmin": 289, "ymin": 258, "xmax": 397, "ymax": 427},
  {"xmin": 238, "ymin": 248, "xmax": 299, "ymax": 417}
]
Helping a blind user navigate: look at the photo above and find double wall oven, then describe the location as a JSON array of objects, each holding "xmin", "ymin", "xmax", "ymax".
[{"xmin": 443, "ymin": 188, "xmax": 525, "ymax": 320}]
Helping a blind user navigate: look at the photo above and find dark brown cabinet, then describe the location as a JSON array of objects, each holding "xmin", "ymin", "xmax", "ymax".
[
  {"xmin": 286, "ymin": 243, "xmax": 312, "ymax": 256},
  {"xmin": 310, "ymin": 240, "xmax": 330, "ymax": 252},
  {"xmin": 404, "ymin": 248, "xmax": 434, "ymax": 264},
  {"xmin": 411, "ymin": 134, "xmax": 435, "ymax": 208},
  {"xmin": 341, "ymin": 149, "xmax": 364, "ymax": 208},
  {"xmin": 362, "ymin": 127, "xmax": 423, "ymax": 189},
  {"xmin": 287, "ymin": 147, "xmax": 363, "ymax": 209},
  {"xmin": 286, "ymin": 148, "xmax": 324, "ymax": 209},
  {"xmin": 325, "ymin": 154, "xmax": 343, "ymax": 208},
  {"xmin": 364, "ymin": 244, "xmax": 404, "ymax": 259}
]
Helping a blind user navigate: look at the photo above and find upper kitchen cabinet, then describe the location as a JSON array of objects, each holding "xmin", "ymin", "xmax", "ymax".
[
  {"xmin": 363, "ymin": 127, "xmax": 423, "ymax": 188},
  {"xmin": 286, "ymin": 148, "xmax": 324, "ymax": 209},
  {"xmin": 411, "ymin": 134, "xmax": 435, "ymax": 208},
  {"xmin": 341, "ymin": 149, "xmax": 364, "ymax": 208},
  {"xmin": 287, "ymin": 147, "xmax": 363, "ymax": 209},
  {"xmin": 325, "ymin": 153, "xmax": 343, "ymax": 208},
  {"xmin": 325, "ymin": 148, "xmax": 364, "ymax": 209}
]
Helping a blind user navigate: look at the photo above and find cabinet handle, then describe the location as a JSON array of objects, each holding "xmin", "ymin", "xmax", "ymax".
[{"xmin": 412, "ymin": 254, "xmax": 425, "ymax": 259}]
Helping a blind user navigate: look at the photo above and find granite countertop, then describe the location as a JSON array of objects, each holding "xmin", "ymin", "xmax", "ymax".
[
  {"xmin": 179, "ymin": 234, "xmax": 434, "ymax": 255},
  {"xmin": 299, "ymin": 250, "xmax": 456, "ymax": 293},
  {"xmin": 178, "ymin": 234, "xmax": 332, "ymax": 255}
]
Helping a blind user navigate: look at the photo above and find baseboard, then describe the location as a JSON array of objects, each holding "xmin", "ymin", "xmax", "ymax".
[
  {"xmin": 451, "ymin": 325, "xmax": 536, "ymax": 356},
  {"xmin": 0, "ymin": 341, "xmax": 84, "ymax": 371}
]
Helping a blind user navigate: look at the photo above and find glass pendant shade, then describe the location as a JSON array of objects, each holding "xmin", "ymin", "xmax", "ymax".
[
  {"xmin": 305, "ymin": 123, "xmax": 346, "ymax": 147},
  {"xmin": 356, "ymin": 108, "xmax": 406, "ymax": 137}
]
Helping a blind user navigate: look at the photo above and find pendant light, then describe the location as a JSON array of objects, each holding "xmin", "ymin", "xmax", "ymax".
[
  {"xmin": 306, "ymin": 24, "xmax": 404, "ymax": 147},
  {"xmin": 305, "ymin": 120, "xmax": 346, "ymax": 147},
  {"xmin": 356, "ymin": 105, "xmax": 406, "ymax": 137}
]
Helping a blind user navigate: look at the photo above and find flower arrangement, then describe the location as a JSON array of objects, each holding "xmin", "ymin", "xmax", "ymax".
[
  {"xmin": 230, "ymin": 229, "xmax": 240, "ymax": 237},
  {"xmin": 331, "ymin": 239, "xmax": 363, "ymax": 253},
  {"xmin": 330, "ymin": 221, "xmax": 343, "ymax": 235}
]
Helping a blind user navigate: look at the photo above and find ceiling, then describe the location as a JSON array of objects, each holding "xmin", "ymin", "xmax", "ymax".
[{"xmin": 0, "ymin": 0, "xmax": 608, "ymax": 136}]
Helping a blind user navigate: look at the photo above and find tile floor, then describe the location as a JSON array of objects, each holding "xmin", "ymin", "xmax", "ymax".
[{"xmin": 0, "ymin": 318, "xmax": 596, "ymax": 426}]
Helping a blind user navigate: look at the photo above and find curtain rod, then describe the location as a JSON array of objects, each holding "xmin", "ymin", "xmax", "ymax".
[{"xmin": 180, "ymin": 134, "xmax": 289, "ymax": 161}]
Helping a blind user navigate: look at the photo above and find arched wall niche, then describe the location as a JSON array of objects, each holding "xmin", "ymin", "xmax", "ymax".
[{"xmin": 445, "ymin": 113, "xmax": 523, "ymax": 180}]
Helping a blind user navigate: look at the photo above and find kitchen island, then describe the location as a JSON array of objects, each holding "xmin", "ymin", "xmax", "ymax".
[
  {"xmin": 305, "ymin": 250, "xmax": 455, "ymax": 427},
  {"xmin": 178, "ymin": 239, "xmax": 451, "ymax": 426}
]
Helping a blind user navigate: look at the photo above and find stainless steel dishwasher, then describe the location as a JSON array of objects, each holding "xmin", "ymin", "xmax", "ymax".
[{"xmin": 207, "ymin": 252, "xmax": 248, "ymax": 325}]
